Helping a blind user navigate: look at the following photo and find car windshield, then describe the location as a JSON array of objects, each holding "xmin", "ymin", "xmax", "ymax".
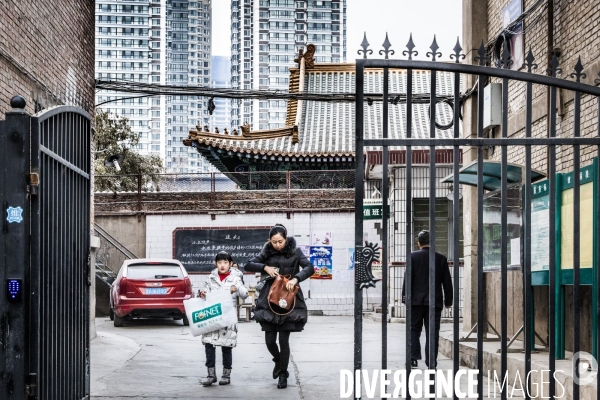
[{"xmin": 127, "ymin": 264, "xmax": 183, "ymax": 279}]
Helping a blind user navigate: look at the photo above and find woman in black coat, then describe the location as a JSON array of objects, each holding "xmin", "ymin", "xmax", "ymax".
[{"xmin": 245, "ymin": 224, "xmax": 315, "ymax": 389}]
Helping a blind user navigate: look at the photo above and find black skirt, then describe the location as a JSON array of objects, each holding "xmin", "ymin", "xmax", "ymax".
[{"xmin": 259, "ymin": 321, "xmax": 305, "ymax": 332}]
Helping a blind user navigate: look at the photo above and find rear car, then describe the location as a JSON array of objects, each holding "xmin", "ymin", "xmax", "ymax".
[{"xmin": 110, "ymin": 259, "xmax": 193, "ymax": 327}]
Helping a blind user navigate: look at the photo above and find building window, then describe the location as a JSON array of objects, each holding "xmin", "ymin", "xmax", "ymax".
[{"xmin": 413, "ymin": 198, "xmax": 463, "ymax": 260}]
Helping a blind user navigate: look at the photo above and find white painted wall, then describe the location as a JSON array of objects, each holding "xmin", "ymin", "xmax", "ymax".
[{"xmin": 145, "ymin": 212, "xmax": 381, "ymax": 315}]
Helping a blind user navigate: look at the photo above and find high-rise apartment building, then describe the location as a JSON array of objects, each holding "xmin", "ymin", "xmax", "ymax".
[
  {"xmin": 210, "ymin": 56, "xmax": 232, "ymax": 132},
  {"xmin": 230, "ymin": 0, "xmax": 346, "ymax": 130},
  {"xmin": 95, "ymin": 0, "xmax": 213, "ymax": 173}
]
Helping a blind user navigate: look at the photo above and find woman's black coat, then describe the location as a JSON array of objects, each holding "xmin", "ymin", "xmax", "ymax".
[{"xmin": 245, "ymin": 237, "xmax": 315, "ymax": 331}]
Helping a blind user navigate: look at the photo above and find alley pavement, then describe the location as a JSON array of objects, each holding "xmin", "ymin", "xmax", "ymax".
[{"xmin": 91, "ymin": 315, "xmax": 519, "ymax": 399}]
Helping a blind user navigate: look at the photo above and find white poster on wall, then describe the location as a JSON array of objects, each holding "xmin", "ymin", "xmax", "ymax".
[{"xmin": 311, "ymin": 231, "xmax": 332, "ymax": 246}]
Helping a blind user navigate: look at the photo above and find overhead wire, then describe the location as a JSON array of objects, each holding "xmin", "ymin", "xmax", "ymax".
[{"xmin": 95, "ymin": 79, "xmax": 472, "ymax": 106}]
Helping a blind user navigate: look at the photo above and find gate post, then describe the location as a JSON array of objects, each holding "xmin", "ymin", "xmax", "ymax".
[{"xmin": 0, "ymin": 95, "xmax": 32, "ymax": 399}]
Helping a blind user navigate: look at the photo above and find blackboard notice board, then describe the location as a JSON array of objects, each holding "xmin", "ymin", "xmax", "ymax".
[{"xmin": 173, "ymin": 227, "xmax": 271, "ymax": 273}]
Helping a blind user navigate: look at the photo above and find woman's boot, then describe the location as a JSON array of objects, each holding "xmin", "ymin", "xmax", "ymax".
[
  {"xmin": 219, "ymin": 368, "xmax": 231, "ymax": 385},
  {"xmin": 201, "ymin": 367, "xmax": 217, "ymax": 386},
  {"xmin": 272, "ymin": 358, "xmax": 281, "ymax": 379},
  {"xmin": 277, "ymin": 371, "xmax": 289, "ymax": 389}
]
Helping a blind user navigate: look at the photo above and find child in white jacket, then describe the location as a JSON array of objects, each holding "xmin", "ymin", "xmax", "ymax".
[{"xmin": 198, "ymin": 251, "xmax": 248, "ymax": 386}]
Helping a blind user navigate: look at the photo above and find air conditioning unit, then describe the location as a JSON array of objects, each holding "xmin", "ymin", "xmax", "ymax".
[{"xmin": 483, "ymin": 83, "xmax": 502, "ymax": 130}]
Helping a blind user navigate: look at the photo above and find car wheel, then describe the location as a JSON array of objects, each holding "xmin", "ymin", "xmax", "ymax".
[
  {"xmin": 109, "ymin": 308, "xmax": 114, "ymax": 321},
  {"xmin": 183, "ymin": 315, "xmax": 190, "ymax": 326},
  {"xmin": 114, "ymin": 314, "xmax": 124, "ymax": 327}
]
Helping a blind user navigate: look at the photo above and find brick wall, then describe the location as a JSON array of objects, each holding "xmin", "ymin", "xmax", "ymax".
[
  {"xmin": 95, "ymin": 189, "xmax": 354, "ymax": 213},
  {"xmin": 480, "ymin": 0, "xmax": 600, "ymax": 352},
  {"xmin": 0, "ymin": 0, "xmax": 95, "ymax": 116},
  {"xmin": 485, "ymin": 0, "xmax": 600, "ymax": 172}
]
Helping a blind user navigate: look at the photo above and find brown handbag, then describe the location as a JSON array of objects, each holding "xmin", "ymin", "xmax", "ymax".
[{"xmin": 268, "ymin": 275, "xmax": 299, "ymax": 315}]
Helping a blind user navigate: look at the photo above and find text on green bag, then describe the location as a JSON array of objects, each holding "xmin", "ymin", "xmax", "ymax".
[{"xmin": 192, "ymin": 304, "xmax": 222, "ymax": 323}]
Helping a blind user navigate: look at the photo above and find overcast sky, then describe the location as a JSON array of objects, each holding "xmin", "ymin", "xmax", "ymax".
[{"xmin": 212, "ymin": 0, "xmax": 462, "ymax": 61}]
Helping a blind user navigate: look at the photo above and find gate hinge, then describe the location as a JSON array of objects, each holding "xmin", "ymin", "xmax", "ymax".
[
  {"xmin": 27, "ymin": 173, "xmax": 40, "ymax": 196},
  {"xmin": 26, "ymin": 373, "xmax": 37, "ymax": 398},
  {"xmin": 87, "ymin": 254, "xmax": 92, "ymax": 286}
]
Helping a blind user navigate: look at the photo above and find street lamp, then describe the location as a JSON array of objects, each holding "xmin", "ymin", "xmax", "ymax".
[
  {"xmin": 446, "ymin": 185, "xmax": 462, "ymax": 201},
  {"xmin": 104, "ymin": 154, "xmax": 125, "ymax": 172}
]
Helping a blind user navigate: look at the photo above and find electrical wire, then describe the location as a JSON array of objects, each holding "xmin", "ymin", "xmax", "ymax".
[
  {"xmin": 95, "ymin": 79, "xmax": 356, "ymax": 104},
  {"xmin": 485, "ymin": 0, "xmax": 546, "ymax": 49},
  {"xmin": 95, "ymin": 79, "xmax": 475, "ymax": 106}
]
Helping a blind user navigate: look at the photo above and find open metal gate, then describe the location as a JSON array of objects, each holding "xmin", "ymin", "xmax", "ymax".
[
  {"xmin": 0, "ymin": 96, "xmax": 91, "ymax": 399},
  {"xmin": 353, "ymin": 35, "xmax": 600, "ymax": 399}
]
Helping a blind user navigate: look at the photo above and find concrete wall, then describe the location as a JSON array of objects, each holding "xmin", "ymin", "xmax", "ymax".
[
  {"xmin": 95, "ymin": 215, "xmax": 147, "ymax": 259},
  {"xmin": 145, "ymin": 212, "xmax": 368, "ymax": 315}
]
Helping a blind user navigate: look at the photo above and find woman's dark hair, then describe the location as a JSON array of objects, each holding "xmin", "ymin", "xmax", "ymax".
[
  {"xmin": 269, "ymin": 223, "xmax": 287, "ymax": 239},
  {"xmin": 215, "ymin": 251, "xmax": 233, "ymax": 263}
]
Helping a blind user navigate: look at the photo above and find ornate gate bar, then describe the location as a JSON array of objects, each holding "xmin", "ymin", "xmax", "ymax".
[{"xmin": 354, "ymin": 35, "xmax": 600, "ymax": 400}]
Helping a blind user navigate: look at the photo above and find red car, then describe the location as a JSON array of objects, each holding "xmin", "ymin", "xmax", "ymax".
[{"xmin": 110, "ymin": 259, "xmax": 193, "ymax": 327}]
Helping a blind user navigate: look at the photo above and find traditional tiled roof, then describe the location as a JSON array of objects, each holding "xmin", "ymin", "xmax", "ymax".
[
  {"xmin": 184, "ymin": 63, "xmax": 459, "ymax": 158},
  {"xmin": 285, "ymin": 67, "xmax": 301, "ymax": 127}
]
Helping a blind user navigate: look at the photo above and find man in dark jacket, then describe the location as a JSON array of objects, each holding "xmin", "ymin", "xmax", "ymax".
[{"xmin": 402, "ymin": 230, "xmax": 453, "ymax": 369}]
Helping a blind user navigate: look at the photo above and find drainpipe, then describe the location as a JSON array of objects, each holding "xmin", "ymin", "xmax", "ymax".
[{"xmin": 546, "ymin": 0, "xmax": 554, "ymax": 177}]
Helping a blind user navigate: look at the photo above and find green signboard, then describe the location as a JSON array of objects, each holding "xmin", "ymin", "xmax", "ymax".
[
  {"xmin": 363, "ymin": 204, "xmax": 383, "ymax": 220},
  {"xmin": 363, "ymin": 200, "xmax": 389, "ymax": 220},
  {"xmin": 526, "ymin": 159, "xmax": 599, "ymax": 359}
]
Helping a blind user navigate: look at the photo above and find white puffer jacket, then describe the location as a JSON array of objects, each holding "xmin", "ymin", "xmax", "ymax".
[{"xmin": 200, "ymin": 268, "xmax": 248, "ymax": 347}]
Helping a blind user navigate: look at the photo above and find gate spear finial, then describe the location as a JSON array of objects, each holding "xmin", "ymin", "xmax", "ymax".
[
  {"xmin": 358, "ymin": 32, "xmax": 373, "ymax": 59},
  {"xmin": 379, "ymin": 33, "xmax": 394, "ymax": 60},
  {"xmin": 426, "ymin": 35, "xmax": 442, "ymax": 62},
  {"xmin": 450, "ymin": 37, "xmax": 465, "ymax": 64},
  {"xmin": 547, "ymin": 51, "xmax": 562, "ymax": 77},
  {"xmin": 570, "ymin": 56, "xmax": 586, "ymax": 82},
  {"xmin": 475, "ymin": 40, "xmax": 490, "ymax": 66},
  {"xmin": 522, "ymin": 48, "xmax": 538, "ymax": 73},
  {"xmin": 403, "ymin": 33, "xmax": 418, "ymax": 60},
  {"xmin": 499, "ymin": 39, "xmax": 513, "ymax": 69}
]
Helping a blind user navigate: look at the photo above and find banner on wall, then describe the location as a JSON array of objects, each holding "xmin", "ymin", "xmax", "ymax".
[
  {"xmin": 502, "ymin": 0, "xmax": 524, "ymax": 71},
  {"xmin": 310, "ymin": 246, "xmax": 333, "ymax": 279},
  {"xmin": 371, "ymin": 261, "xmax": 382, "ymax": 280},
  {"xmin": 298, "ymin": 245, "xmax": 310, "ymax": 258},
  {"xmin": 348, "ymin": 248, "xmax": 355, "ymax": 271},
  {"xmin": 311, "ymin": 231, "xmax": 332, "ymax": 246}
]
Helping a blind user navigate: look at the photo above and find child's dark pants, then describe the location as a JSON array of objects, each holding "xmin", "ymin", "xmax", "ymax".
[{"xmin": 205, "ymin": 343, "xmax": 232, "ymax": 369}]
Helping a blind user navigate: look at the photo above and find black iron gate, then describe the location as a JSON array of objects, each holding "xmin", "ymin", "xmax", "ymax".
[
  {"xmin": 0, "ymin": 96, "xmax": 91, "ymax": 399},
  {"xmin": 353, "ymin": 36, "xmax": 600, "ymax": 400}
]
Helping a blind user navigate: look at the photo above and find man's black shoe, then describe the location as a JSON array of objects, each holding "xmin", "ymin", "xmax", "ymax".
[{"xmin": 411, "ymin": 359, "xmax": 418, "ymax": 369}]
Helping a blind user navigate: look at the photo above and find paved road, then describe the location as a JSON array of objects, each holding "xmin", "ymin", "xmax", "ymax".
[{"xmin": 91, "ymin": 316, "xmax": 515, "ymax": 399}]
